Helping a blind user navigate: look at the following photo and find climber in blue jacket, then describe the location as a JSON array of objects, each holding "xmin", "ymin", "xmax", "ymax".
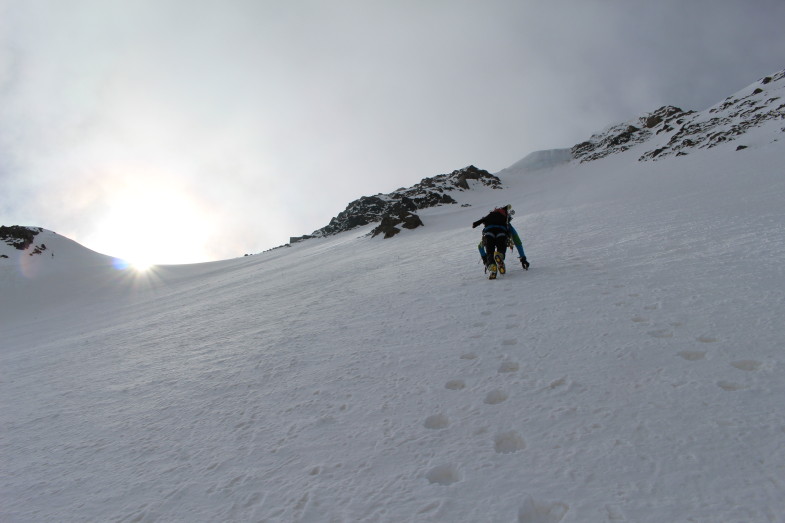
[{"xmin": 472, "ymin": 205, "xmax": 529, "ymax": 277}]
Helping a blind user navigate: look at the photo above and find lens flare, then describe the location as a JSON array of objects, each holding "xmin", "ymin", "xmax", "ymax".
[
  {"xmin": 112, "ymin": 258, "xmax": 131, "ymax": 271},
  {"xmin": 130, "ymin": 260, "xmax": 154, "ymax": 272}
]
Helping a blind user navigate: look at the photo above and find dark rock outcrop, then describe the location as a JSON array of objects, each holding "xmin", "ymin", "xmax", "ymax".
[
  {"xmin": 371, "ymin": 207, "xmax": 425, "ymax": 239},
  {"xmin": 572, "ymin": 106, "xmax": 691, "ymax": 163},
  {"xmin": 572, "ymin": 69, "xmax": 785, "ymax": 163},
  {"xmin": 1, "ymin": 226, "xmax": 43, "ymax": 250},
  {"xmin": 291, "ymin": 165, "xmax": 500, "ymax": 242}
]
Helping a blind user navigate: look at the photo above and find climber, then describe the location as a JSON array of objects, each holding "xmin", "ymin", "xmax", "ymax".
[{"xmin": 472, "ymin": 204, "xmax": 529, "ymax": 279}]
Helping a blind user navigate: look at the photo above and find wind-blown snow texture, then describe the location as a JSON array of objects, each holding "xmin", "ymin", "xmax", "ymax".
[{"xmin": 2, "ymin": 73, "xmax": 785, "ymax": 522}]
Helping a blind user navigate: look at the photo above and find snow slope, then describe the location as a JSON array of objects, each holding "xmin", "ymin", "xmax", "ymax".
[
  {"xmin": 3, "ymin": 95, "xmax": 785, "ymax": 521},
  {"xmin": 497, "ymin": 148, "xmax": 572, "ymax": 174}
]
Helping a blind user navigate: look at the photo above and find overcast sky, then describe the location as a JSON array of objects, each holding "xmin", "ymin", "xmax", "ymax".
[{"xmin": 2, "ymin": 0, "xmax": 784, "ymax": 264}]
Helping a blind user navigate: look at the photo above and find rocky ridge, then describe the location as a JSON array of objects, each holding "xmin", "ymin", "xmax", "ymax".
[
  {"xmin": 290, "ymin": 71, "xmax": 784, "ymax": 247},
  {"xmin": 0, "ymin": 226, "xmax": 47, "ymax": 258},
  {"xmin": 290, "ymin": 165, "xmax": 501, "ymax": 242},
  {"xmin": 572, "ymin": 70, "xmax": 785, "ymax": 163}
]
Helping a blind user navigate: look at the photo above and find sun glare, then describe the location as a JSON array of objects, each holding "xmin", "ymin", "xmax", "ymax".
[
  {"xmin": 89, "ymin": 173, "xmax": 216, "ymax": 265},
  {"xmin": 130, "ymin": 260, "xmax": 154, "ymax": 272}
]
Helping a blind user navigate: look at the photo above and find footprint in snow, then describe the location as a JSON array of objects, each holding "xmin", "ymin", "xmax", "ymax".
[
  {"xmin": 425, "ymin": 464, "xmax": 461, "ymax": 485},
  {"xmin": 498, "ymin": 361, "xmax": 520, "ymax": 373},
  {"xmin": 678, "ymin": 351, "xmax": 706, "ymax": 361},
  {"xmin": 547, "ymin": 376, "xmax": 568, "ymax": 389},
  {"xmin": 647, "ymin": 329, "xmax": 673, "ymax": 339},
  {"xmin": 484, "ymin": 389, "xmax": 509, "ymax": 404},
  {"xmin": 494, "ymin": 431, "xmax": 526, "ymax": 453},
  {"xmin": 445, "ymin": 379, "xmax": 466, "ymax": 390},
  {"xmin": 518, "ymin": 496, "xmax": 570, "ymax": 523},
  {"xmin": 730, "ymin": 360, "xmax": 762, "ymax": 371},
  {"xmin": 424, "ymin": 414, "xmax": 450, "ymax": 430},
  {"xmin": 717, "ymin": 381, "xmax": 747, "ymax": 391}
]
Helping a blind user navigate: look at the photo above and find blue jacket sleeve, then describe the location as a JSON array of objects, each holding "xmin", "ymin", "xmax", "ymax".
[{"xmin": 508, "ymin": 224, "xmax": 526, "ymax": 258}]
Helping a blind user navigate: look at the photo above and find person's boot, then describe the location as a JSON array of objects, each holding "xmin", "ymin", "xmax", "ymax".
[{"xmin": 494, "ymin": 252, "xmax": 506, "ymax": 274}]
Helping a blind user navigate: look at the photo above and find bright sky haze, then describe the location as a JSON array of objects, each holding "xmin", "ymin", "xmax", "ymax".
[{"xmin": 1, "ymin": 0, "xmax": 784, "ymax": 264}]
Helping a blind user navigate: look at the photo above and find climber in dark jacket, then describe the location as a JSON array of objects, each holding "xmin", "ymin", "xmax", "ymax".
[{"xmin": 472, "ymin": 205, "xmax": 529, "ymax": 275}]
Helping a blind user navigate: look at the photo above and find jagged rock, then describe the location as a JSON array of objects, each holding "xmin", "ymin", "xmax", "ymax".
[
  {"xmin": 296, "ymin": 165, "xmax": 500, "ymax": 240},
  {"xmin": 571, "ymin": 70, "xmax": 785, "ymax": 164},
  {"xmin": 318, "ymin": 195, "xmax": 390, "ymax": 236},
  {"xmin": 30, "ymin": 244, "xmax": 48, "ymax": 256},
  {"xmin": 1, "ymin": 226, "xmax": 43, "ymax": 250},
  {"xmin": 453, "ymin": 165, "xmax": 498, "ymax": 190},
  {"xmin": 371, "ymin": 208, "xmax": 424, "ymax": 239},
  {"xmin": 572, "ymin": 106, "xmax": 690, "ymax": 163},
  {"xmin": 289, "ymin": 235, "xmax": 314, "ymax": 244}
]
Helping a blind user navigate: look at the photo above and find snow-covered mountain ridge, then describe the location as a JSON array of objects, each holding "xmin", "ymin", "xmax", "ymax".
[
  {"xmin": 573, "ymin": 69, "xmax": 785, "ymax": 162},
  {"xmin": 0, "ymin": 225, "xmax": 115, "ymax": 268},
  {"xmin": 290, "ymin": 70, "xmax": 784, "ymax": 247},
  {"xmin": 0, "ymin": 225, "xmax": 46, "ymax": 255}
]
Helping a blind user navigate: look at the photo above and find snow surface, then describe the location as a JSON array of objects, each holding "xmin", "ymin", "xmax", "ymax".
[
  {"xmin": 3, "ymin": 132, "xmax": 785, "ymax": 522},
  {"xmin": 497, "ymin": 149, "xmax": 572, "ymax": 174}
]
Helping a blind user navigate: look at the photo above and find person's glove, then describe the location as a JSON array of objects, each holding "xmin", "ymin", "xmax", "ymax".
[{"xmin": 520, "ymin": 256, "xmax": 529, "ymax": 270}]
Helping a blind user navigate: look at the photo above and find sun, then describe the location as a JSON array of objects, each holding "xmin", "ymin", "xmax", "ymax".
[
  {"xmin": 129, "ymin": 259, "xmax": 155, "ymax": 272},
  {"xmin": 89, "ymin": 174, "xmax": 216, "ymax": 265}
]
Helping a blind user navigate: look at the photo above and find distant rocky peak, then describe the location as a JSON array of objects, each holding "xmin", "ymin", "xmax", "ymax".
[
  {"xmin": 398, "ymin": 165, "xmax": 501, "ymax": 201},
  {"xmin": 1, "ymin": 226, "xmax": 44, "ymax": 251},
  {"xmin": 571, "ymin": 106, "xmax": 694, "ymax": 163},
  {"xmin": 0, "ymin": 226, "xmax": 48, "ymax": 259},
  {"xmin": 572, "ymin": 69, "xmax": 785, "ymax": 163},
  {"xmin": 290, "ymin": 165, "xmax": 501, "ymax": 243}
]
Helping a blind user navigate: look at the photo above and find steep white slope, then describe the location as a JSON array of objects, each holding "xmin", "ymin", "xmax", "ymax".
[
  {"xmin": 2, "ymin": 139, "xmax": 784, "ymax": 522},
  {"xmin": 0, "ymin": 227, "xmax": 114, "ymax": 276},
  {"xmin": 497, "ymin": 148, "xmax": 572, "ymax": 174}
]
